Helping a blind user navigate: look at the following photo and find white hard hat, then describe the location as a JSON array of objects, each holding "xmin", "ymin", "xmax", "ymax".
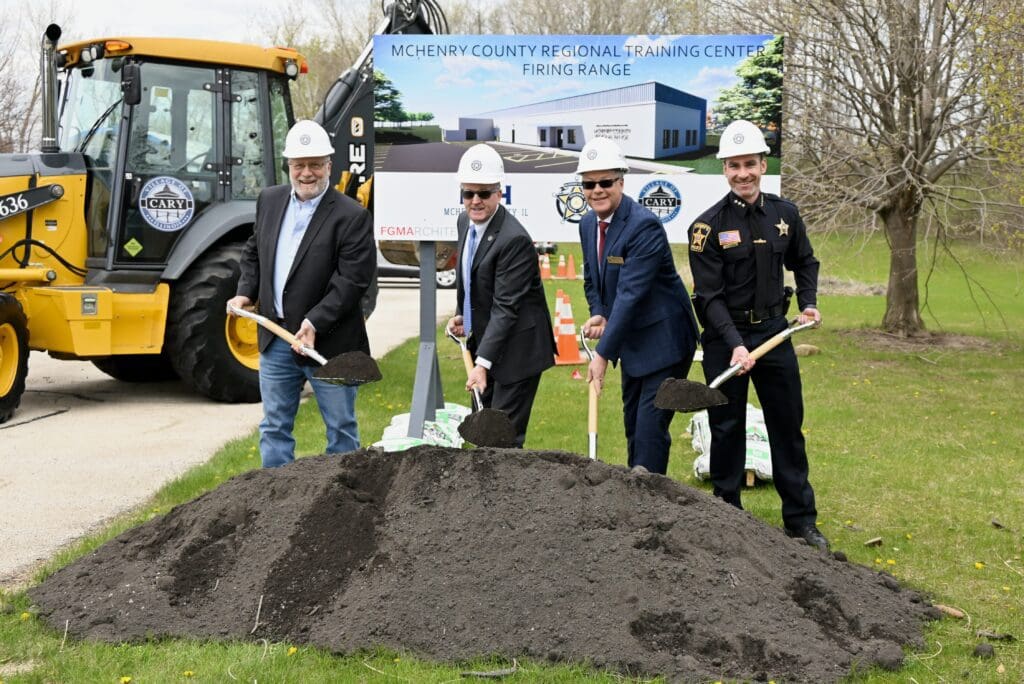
[
  {"xmin": 716, "ymin": 120, "xmax": 770, "ymax": 159},
  {"xmin": 457, "ymin": 144, "xmax": 504, "ymax": 185},
  {"xmin": 576, "ymin": 137, "xmax": 628, "ymax": 174},
  {"xmin": 283, "ymin": 119, "xmax": 334, "ymax": 158}
]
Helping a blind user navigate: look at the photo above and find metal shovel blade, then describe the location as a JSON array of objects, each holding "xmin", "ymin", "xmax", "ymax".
[
  {"xmin": 444, "ymin": 329, "xmax": 518, "ymax": 448},
  {"xmin": 458, "ymin": 408, "xmax": 518, "ymax": 448},
  {"xmin": 312, "ymin": 350, "xmax": 382, "ymax": 386},
  {"xmin": 654, "ymin": 378, "xmax": 728, "ymax": 412}
]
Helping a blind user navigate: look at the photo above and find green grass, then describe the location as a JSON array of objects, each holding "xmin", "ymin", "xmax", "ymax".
[
  {"xmin": 2, "ymin": 237, "xmax": 1023, "ymax": 682},
  {"xmin": 661, "ymin": 154, "xmax": 781, "ymax": 175}
]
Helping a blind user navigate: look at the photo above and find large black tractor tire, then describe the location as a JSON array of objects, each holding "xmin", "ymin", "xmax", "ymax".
[
  {"xmin": 0, "ymin": 295, "xmax": 30, "ymax": 424},
  {"xmin": 165, "ymin": 243, "xmax": 261, "ymax": 403},
  {"xmin": 92, "ymin": 353, "xmax": 178, "ymax": 382}
]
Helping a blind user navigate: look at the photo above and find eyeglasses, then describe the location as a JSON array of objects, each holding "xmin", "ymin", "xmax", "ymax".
[
  {"xmin": 288, "ymin": 161, "xmax": 327, "ymax": 172},
  {"xmin": 461, "ymin": 189, "xmax": 496, "ymax": 201},
  {"xmin": 581, "ymin": 178, "xmax": 620, "ymax": 191}
]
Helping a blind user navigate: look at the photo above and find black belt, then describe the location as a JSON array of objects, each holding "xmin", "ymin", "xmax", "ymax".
[{"xmin": 729, "ymin": 302, "xmax": 785, "ymax": 324}]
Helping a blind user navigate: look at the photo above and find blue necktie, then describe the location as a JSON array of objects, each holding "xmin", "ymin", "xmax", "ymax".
[{"xmin": 463, "ymin": 225, "xmax": 478, "ymax": 335}]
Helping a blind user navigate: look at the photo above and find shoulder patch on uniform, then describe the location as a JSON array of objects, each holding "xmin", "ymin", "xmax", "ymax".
[{"xmin": 690, "ymin": 222, "xmax": 711, "ymax": 252}]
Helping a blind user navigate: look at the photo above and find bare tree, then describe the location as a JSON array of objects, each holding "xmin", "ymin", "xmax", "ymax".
[
  {"xmin": 493, "ymin": 0, "xmax": 707, "ymax": 34},
  {"xmin": 0, "ymin": 13, "xmax": 42, "ymax": 153},
  {"xmin": 975, "ymin": 0, "xmax": 1024, "ymax": 211},
  {"xmin": 755, "ymin": 0, "xmax": 1004, "ymax": 335}
]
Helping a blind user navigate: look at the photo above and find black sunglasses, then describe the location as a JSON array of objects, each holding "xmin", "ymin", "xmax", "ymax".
[
  {"xmin": 581, "ymin": 178, "xmax": 620, "ymax": 190},
  {"xmin": 461, "ymin": 189, "xmax": 496, "ymax": 201}
]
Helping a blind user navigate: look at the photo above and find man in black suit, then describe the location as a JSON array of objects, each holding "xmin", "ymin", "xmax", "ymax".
[
  {"xmin": 446, "ymin": 144, "xmax": 555, "ymax": 447},
  {"xmin": 227, "ymin": 120, "xmax": 375, "ymax": 467}
]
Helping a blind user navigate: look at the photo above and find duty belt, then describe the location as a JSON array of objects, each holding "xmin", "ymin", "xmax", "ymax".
[{"xmin": 729, "ymin": 302, "xmax": 785, "ymax": 325}]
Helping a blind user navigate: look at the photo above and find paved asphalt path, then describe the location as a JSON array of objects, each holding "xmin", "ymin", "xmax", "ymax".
[{"xmin": 0, "ymin": 286, "xmax": 456, "ymax": 587}]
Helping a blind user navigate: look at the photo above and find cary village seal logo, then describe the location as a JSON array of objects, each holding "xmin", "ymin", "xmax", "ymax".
[
  {"xmin": 471, "ymin": 160, "xmax": 483, "ymax": 171},
  {"xmin": 638, "ymin": 180, "xmax": 682, "ymax": 223},
  {"xmin": 138, "ymin": 176, "xmax": 195, "ymax": 232},
  {"xmin": 299, "ymin": 133, "xmax": 311, "ymax": 145}
]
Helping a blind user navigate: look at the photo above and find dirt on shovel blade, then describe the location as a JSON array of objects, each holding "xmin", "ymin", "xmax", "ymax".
[
  {"xmin": 28, "ymin": 447, "xmax": 937, "ymax": 683},
  {"xmin": 654, "ymin": 378, "xmax": 728, "ymax": 413},
  {"xmin": 457, "ymin": 409, "xmax": 518, "ymax": 447},
  {"xmin": 313, "ymin": 351, "xmax": 382, "ymax": 385}
]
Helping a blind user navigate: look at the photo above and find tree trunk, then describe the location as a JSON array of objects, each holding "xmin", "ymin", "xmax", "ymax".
[{"xmin": 879, "ymin": 194, "xmax": 925, "ymax": 336}]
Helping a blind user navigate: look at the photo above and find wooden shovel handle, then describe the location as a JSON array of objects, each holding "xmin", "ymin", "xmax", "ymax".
[
  {"xmin": 709, "ymin": 319, "xmax": 819, "ymax": 388},
  {"xmin": 460, "ymin": 347, "xmax": 476, "ymax": 378},
  {"xmin": 228, "ymin": 304, "xmax": 326, "ymax": 365},
  {"xmin": 228, "ymin": 305, "xmax": 299, "ymax": 345},
  {"xmin": 588, "ymin": 380, "xmax": 599, "ymax": 433},
  {"xmin": 749, "ymin": 320, "xmax": 818, "ymax": 361}
]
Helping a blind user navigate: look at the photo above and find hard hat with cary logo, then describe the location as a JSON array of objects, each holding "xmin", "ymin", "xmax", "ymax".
[
  {"xmin": 457, "ymin": 144, "xmax": 504, "ymax": 185},
  {"xmin": 717, "ymin": 120, "xmax": 770, "ymax": 159},
  {"xmin": 283, "ymin": 119, "xmax": 334, "ymax": 158},
  {"xmin": 576, "ymin": 137, "xmax": 628, "ymax": 174}
]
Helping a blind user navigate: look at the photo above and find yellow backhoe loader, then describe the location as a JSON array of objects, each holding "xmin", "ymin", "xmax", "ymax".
[{"xmin": 0, "ymin": 1, "xmax": 449, "ymax": 423}]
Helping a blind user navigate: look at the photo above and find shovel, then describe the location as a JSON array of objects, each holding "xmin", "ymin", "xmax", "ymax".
[
  {"xmin": 655, "ymin": 319, "xmax": 819, "ymax": 413},
  {"xmin": 227, "ymin": 304, "xmax": 381, "ymax": 386},
  {"xmin": 579, "ymin": 330, "xmax": 598, "ymax": 460},
  {"xmin": 444, "ymin": 329, "xmax": 518, "ymax": 448}
]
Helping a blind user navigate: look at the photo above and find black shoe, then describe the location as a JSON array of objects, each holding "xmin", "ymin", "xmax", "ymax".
[{"xmin": 786, "ymin": 525, "xmax": 830, "ymax": 551}]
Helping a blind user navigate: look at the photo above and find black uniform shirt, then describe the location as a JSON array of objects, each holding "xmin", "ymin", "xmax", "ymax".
[{"xmin": 688, "ymin": 191, "xmax": 819, "ymax": 349}]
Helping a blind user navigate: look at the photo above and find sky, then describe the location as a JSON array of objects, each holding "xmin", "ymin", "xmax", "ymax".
[{"xmin": 3, "ymin": 0, "xmax": 272, "ymax": 44}]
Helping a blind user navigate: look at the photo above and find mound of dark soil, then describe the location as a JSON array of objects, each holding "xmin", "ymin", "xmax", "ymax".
[{"xmin": 29, "ymin": 447, "xmax": 937, "ymax": 682}]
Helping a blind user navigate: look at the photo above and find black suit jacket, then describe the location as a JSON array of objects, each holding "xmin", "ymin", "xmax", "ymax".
[
  {"xmin": 456, "ymin": 205, "xmax": 555, "ymax": 385},
  {"xmin": 236, "ymin": 184, "xmax": 376, "ymax": 362}
]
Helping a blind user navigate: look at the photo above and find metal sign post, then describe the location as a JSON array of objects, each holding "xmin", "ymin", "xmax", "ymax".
[{"xmin": 406, "ymin": 240, "xmax": 445, "ymax": 438}]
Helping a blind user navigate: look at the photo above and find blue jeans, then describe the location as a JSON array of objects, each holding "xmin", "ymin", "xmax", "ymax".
[{"xmin": 258, "ymin": 337, "xmax": 359, "ymax": 468}]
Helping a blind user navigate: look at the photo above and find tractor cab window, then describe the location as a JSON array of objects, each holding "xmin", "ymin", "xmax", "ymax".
[
  {"xmin": 116, "ymin": 61, "xmax": 220, "ymax": 265},
  {"xmin": 59, "ymin": 59, "xmax": 125, "ymax": 258},
  {"xmin": 268, "ymin": 78, "xmax": 291, "ymax": 185},
  {"xmin": 230, "ymin": 71, "xmax": 265, "ymax": 199}
]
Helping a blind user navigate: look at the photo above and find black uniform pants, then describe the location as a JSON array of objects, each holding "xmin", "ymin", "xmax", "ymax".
[{"xmin": 701, "ymin": 316, "xmax": 817, "ymax": 530}]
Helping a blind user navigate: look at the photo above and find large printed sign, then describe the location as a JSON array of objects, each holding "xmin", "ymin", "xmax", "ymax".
[{"xmin": 373, "ymin": 34, "xmax": 782, "ymax": 243}]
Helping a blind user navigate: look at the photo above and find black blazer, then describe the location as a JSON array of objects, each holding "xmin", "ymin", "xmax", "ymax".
[
  {"xmin": 456, "ymin": 205, "xmax": 555, "ymax": 385},
  {"xmin": 236, "ymin": 184, "xmax": 376, "ymax": 361}
]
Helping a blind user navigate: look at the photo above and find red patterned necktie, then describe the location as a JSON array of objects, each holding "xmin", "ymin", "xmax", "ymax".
[{"xmin": 598, "ymin": 220, "xmax": 608, "ymax": 267}]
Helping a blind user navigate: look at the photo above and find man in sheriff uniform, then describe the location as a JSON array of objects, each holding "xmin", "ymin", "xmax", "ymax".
[{"xmin": 688, "ymin": 120, "xmax": 828, "ymax": 551}]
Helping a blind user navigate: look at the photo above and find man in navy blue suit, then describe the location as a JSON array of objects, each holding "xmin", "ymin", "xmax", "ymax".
[{"xmin": 577, "ymin": 137, "xmax": 699, "ymax": 475}]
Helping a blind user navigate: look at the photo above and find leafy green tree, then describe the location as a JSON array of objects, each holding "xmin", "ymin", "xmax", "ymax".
[
  {"xmin": 373, "ymin": 70, "xmax": 407, "ymax": 122},
  {"xmin": 714, "ymin": 35, "xmax": 783, "ymax": 135}
]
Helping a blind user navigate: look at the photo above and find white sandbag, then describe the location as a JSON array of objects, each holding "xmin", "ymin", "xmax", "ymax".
[{"xmin": 690, "ymin": 403, "xmax": 773, "ymax": 482}]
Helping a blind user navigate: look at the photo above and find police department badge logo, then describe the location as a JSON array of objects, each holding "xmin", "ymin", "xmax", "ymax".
[
  {"xmin": 638, "ymin": 181, "xmax": 682, "ymax": 223},
  {"xmin": 138, "ymin": 176, "xmax": 195, "ymax": 232},
  {"xmin": 553, "ymin": 181, "xmax": 588, "ymax": 223},
  {"xmin": 690, "ymin": 222, "xmax": 711, "ymax": 252}
]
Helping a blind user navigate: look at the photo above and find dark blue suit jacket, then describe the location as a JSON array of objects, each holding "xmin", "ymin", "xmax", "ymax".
[{"xmin": 578, "ymin": 194, "xmax": 698, "ymax": 378}]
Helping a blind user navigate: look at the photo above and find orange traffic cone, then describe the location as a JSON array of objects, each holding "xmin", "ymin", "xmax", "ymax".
[
  {"xmin": 566, "ymin": 253, "xmax": 577, "ymax": 280},
  {"xmin": 552, "ymin": 289, "xmax": 564, "ymax": 342},
  {"xmin": 540, "ymin": 254, "xmax": 552, "ymax": 280},
  {"xmin": 556, "ymin": 254, "xmax": 567, "ymax": 278},
  {"xmin": 554, "ymin": 294, "xmax": 584, "ymax": 365}
]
